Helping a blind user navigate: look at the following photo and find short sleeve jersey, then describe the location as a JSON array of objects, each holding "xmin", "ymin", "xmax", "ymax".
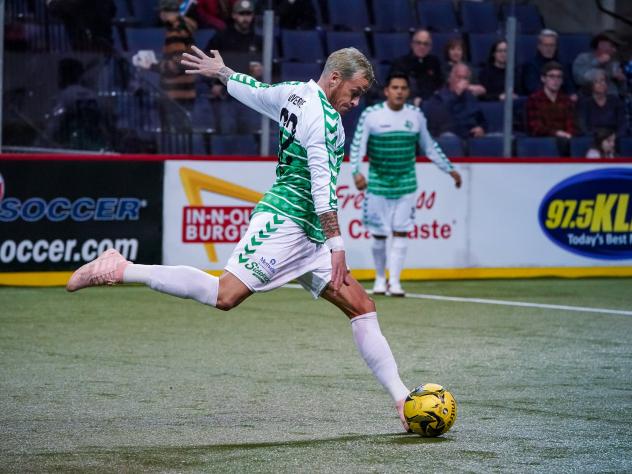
[{"xmin": 227, "ymin": 74, "xmax": 345, "ymax": 243}]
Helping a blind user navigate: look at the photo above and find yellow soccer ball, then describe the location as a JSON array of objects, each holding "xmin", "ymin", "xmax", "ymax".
[{"xmin": 404, "ymin": 383, "xmax": 457, "ymax": 437}]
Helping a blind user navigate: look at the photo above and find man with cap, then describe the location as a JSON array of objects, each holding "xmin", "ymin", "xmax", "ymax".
[
  {"xmin": 206, "ymin": 0, "xmax": 261, "ymax": 55},
  {"xmin": 573, "ymin": 31, "xmax": 626, "ymax": 96}
]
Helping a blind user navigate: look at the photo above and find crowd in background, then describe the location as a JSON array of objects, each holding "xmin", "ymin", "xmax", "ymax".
[{"xmin": 3, "ymin": 0, "xmax": 632, "ymax": 157}]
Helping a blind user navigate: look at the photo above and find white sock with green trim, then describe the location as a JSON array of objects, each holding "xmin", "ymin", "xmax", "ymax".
[
  {"xmin": 124, "ymin": 264, "xmax": 219, "ymax": 307},
  {"xmin": 351, "ymin": 312, "xmax": 409, "ymax": 402},
  {"xmin": 372, "ymin": 238, "xmax": 387, "ymax": 280},
  {"xmin": 389, "ymin": 237, "xmax": 408, "ymax": 286}
]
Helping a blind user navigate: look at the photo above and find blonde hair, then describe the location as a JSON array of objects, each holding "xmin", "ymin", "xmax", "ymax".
[{"xmin": 321, "ymin": 47, "xmax": 374, "ymax": 85}]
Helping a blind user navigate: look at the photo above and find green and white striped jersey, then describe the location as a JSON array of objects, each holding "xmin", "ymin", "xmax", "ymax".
[
  {"xmin": 349, "ymin": 102, "xmax": 455, "ymax": 199},
  {"xmin": 227, "ymin": 74, "xmax": 345, "ymax": 243}
]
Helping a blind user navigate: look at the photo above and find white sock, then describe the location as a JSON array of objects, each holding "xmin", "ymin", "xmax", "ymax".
[
  {"xmin": 389, "ymin": 237, "xmax": 408, "ymax": 286},
  {"xmin": 123, "ymin": 264, "xmax": 219, "ymax": 307},
  {"xmin": 372, "ymin": 238, "xmax": 387, "ymax": 280},
  {"xmin": 351, "ymin": 312, "xmax": 409, "ymax": 402}
]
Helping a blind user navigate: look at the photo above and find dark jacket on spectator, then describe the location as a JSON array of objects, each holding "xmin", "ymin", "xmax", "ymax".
[
  {"xmin": 389, "ymin": 53, "xmax": 444, "ymax": 101},
  {"xmin": 206, "ymin": 22, "xmax": 262, "ymax": 54},
  {"xmin": 577, "ymin": 94, "xmax": 626, "ymax": 136},
  {"xmin": 423, "ymin": 87, "xmax": 487, "ymax": 139},
  {"xmin": 478, "ymin": 63, "xmax": 513, "ymax": 100}
]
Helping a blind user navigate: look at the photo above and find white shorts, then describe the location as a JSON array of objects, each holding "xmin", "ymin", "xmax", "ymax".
[
  {"xmin": 362, "ymin": 191, "xmax": 416, "ymax": 236},
  {"xmin": 225, "ymin": 212, "xmax": 332, "ymax": 299}
]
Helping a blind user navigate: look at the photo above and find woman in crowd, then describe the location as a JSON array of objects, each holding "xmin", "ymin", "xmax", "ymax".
[{"xmin": 586, "ymin": 128, "xmax": 617, "ymax": 159}]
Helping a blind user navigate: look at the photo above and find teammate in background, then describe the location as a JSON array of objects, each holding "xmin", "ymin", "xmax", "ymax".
[
  {"xmin": 66, "ymin": 47, "xmax": 412, "ymax": 431},
  {"xmin": 350, "ymin": 73, "xmax": 462, "ymax": 297}
]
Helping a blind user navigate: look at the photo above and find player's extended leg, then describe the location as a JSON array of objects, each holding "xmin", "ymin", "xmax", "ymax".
[
  {"xmin": 66, "ymin": 249, "xmax": 252, "ymax": 311},
  {"xmin": 320, "ymin": 277, "xmax": 410, "ymax": 431},
  {"xmin": 387, "ymin": 231, "xmax": 408, "ymax": 297},
  {"xmin": 371, "ymin": 235, "xmax": 388, "ymax": 295}
]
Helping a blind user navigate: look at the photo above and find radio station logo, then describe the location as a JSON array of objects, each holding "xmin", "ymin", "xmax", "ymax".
[{"xmin": 539, "ymin": 168, "xmax": 632, "ymax": 259}]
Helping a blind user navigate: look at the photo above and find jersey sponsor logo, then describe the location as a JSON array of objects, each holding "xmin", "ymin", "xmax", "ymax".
[
  {"xmin": 0, "ymin": 178, "xmax": 145, "ymax": 223},
  {"xmin": 539, "ymin": 168, "xmax": 632, "ymax": 259}
]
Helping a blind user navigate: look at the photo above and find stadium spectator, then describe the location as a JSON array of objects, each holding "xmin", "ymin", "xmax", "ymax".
[
  {"xmin": 389, "ymin": 29, "xmax": 444, "ymax": 106},
  {"xmin": 577, "ymin": 71, "xmax": 626, "ymax": 137},
  {"xmin": 47, "ymin": 0, "xmax": 116, "ymax": 51},
  {"xmin": 69, "ymin": 46, "xmax": 414, "ymax": 432},
  {"xmin": 196, "ymin": 0, "xmax": 236, "ymax": 30},
  {"xmin": 522, "ymin": 29, "xmax": 577, "ymax": 99},
  {"xmin": 442, "ymin": 37, "xmax": 485, "ymax": 97},
  {"xmin": 423, "ymin": 63, "xmax": 486, "ymax": 139},
  {"xmin": 349, "ymin": 73, "xmax": 461, "ymax": 297},
  {"xmin": 586, "ymin": 128, "xmax": 617, "ymax": 159},
  {"xmin": 526, "ymin": 61, "xmax": 576, "ymax": 154},
  {"xmin": 479, "ymin": 40, "xmax": 519, "ymax": 101},
  {"xmin": 205, "ymin": 0, "xmax": 262, "ymax": 102},
  {"xmin": 136, "ymin": 0, "xmax": 198, "ymax": 130},
  {"xmin": 573, "ymin": 31, "xmax": 626, "ymax": 97}
]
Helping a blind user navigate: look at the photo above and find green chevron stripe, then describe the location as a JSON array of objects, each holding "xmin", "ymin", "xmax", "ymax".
[
  {"xmin": 273, "ymin": 215, "xmax": 285, "ymax": 225},
  {"xmin": 258, "ymin": 230, "xmax": 270, "ymax": 239},
  {"xmin": 244, "ymin": 245, "xmax": 256, "ymax": 255},
  {"xmin": 238, "ymin": 253, "xmax": 248, "ymax": 263},
  {"xmin": 250, "ymin": 235, "xmax": 262, "ymax": 247}
]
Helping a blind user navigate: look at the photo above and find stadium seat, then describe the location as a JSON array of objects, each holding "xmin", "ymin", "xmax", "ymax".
[
  {"xmin": 280, "ymin": 62, "xmax": 322, "ymax": 82},
  {"xmin": 500, "ymin": 4, "xmax": 544, "ymax": 35},
  {"xmin": 281, "ymin": 29, "xmax": 324, "ymax": 63},
  {"xmin": 342, "ymin": 100, "xmax": 364, "ymax": 155},
  {"xmin": 515, "ymin": 34, "xmax": 538, "ymax": 67},
  {"xmin": 467, "ymin": 136, "xmax": 505, "ymax": 157},
  {"xmin": 372, "ymin": 32, "xmax": 410, "ymax": 62},
  {"xmin": 436, "ymin": 135, "xmax": 465, "ymax": 157},
  {"xmin": 557, "ymin": 33, "xmax": 591, "ymax": 65},
  {"xmin": 192, "ymin": 131, "xmax": 210, "ymax": 155},
  {"xmin": 417, "ymin": 0, "xmax": 459, "ymax": 33},
  {"xmin": 265, "ymin": 131, "xmax": 280, "ymax": 157},
  {"xmin": 460, "ymin": 1, "xmax": 499, "ymax": 34},
  {"xmin": 371, "ymin": 61, "xmax": 391, "ymax": 86},
  {"xmin": 129, "ymin": 0, "xmax": 161, "ymax": 26},
  {"xmin": 479, "ymin": 102, "xmax": 505, "ymax": 134},
  {"xmin": 194, "ymin": 29, "xmax": 216, "ymax": 51},
  {"xmin": 191, "ymin": 97, "xmax": 216, "ymax": 133},
  {"xmin": 126, "ymin": 27, "xmax": 164, "ymax": 55},
  {"xmin": 468, "ymin": 33, "xmax": 501, "ymax": 67},
  {"xmin": 516, "ymin": 137, "xmax": 560, "ymax": 157},
  {"xmin": 371, "ymin": 0, "xmax": 416, "ymax": 32},
  {"xmin": 620, "ymin": 137, "xmax": 632, "ymax": 157},
  {"xmin": 570, "ymin": 136, "xmax": 593, "ymax": 158},
  {"xmin": 326, "ymin": 0, "xmax": 370, "ymax": 31},
  {"xmin": 211, "ymin": 134, "xmax": 258, "ymax": 155},
  {"xmin": 325, "ymin": 31, "xmax": 370, "ymax": 57}
]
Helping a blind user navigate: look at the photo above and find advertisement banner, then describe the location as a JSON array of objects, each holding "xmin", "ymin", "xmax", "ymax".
[
  {"xmin": 163, "ymin": 160, "xmax": 467, "ymax": 270},
  {"xmin": 0, "ymin": 160, "xmax": 163, "ymax": 271}
]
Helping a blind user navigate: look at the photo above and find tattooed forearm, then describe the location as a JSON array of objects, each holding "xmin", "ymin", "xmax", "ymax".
[
  {"xmin": 217, "ymin": 66, "xmax": 235, "ymax": 85},
  {"xmin": 319, "ymin": 211, "xmax": 341, "ymax": 240}
]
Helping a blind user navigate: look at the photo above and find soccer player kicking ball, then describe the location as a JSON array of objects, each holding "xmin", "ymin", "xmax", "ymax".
[
  {"xmin": 66, "ymin": 47, "xmax": 411, "ymax": 431},
  {"xmin": 350, "ymin": 73, "xmax": 462, "ymax": 297}
]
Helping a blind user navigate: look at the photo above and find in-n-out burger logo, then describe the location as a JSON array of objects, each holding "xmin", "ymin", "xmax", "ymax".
[
  {"xmin": 183, "ymin": 206, "xmax": 253, "ymax": 243},
  {"xmin": 336, "ymin": 185, "xmax": 453, "ymax": 240},
  {"xmin": 179, "ymin": 167, "xmax": 263, "ymax": 262}
]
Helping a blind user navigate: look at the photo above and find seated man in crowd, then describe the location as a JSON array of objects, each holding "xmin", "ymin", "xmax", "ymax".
[
  {"xmin": 522, "ymin": 29, "xmax": 577, "ymax": 100},
  {"xmin": 389, "ymin": 29, "xmax": 443, "ymax": 107},
  {"xmin": 423, "ymin": 63, "xmax": 486, "ymax": 139},
  {"xmin": 573, "ymin": 31, "xmax": 626, "ymax": 97},
  {"xmin": 526, "ymin": 61, "xmax": 577, "ymax": 153}
]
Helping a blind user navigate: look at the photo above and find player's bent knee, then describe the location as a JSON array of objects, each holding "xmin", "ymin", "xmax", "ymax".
[{"xmin": 350, "ymin": 293, "xmax": 376, "ymax": 317}]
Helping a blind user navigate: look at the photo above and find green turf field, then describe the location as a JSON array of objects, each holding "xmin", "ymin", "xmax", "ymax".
[{"xmin": 1, "ymin": 279, "xmax": 631, "ymax": 472}]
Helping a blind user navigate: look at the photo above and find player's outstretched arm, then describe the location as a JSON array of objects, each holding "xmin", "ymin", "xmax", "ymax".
[{"xmin": 181, "ymin": 46, "xmax": 235, "ymax": 84}]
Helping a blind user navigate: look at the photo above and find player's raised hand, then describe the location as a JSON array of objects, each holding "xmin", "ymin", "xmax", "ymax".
[{"xmin": 181, "ymin": 46, "xmax": 227, "ymax": 79}]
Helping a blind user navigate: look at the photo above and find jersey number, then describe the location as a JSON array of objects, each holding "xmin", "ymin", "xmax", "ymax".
[{"xmin": 279, "ymin": 107, "xmax": 298, "ymax": 162}]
